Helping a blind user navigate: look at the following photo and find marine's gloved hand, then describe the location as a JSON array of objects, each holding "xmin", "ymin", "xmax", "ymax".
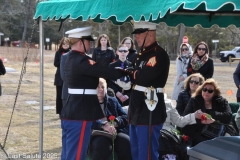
[{"xmin": 124, "ymin": 67, "xmax": 135, "ymax": 75}]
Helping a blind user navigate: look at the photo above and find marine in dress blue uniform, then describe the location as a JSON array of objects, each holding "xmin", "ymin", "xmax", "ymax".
[
  {"xmin": 60, "ymin": 27, "xmax": 125, "ymax": 160},
  {"xmin": 128, "ymin": 21, "xmax": 170, "ymax": 160}
]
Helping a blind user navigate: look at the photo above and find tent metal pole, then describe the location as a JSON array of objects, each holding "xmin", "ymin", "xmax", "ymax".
[{"xmin": 39, "ymin": 17, "xmax": 44, "ymax": 160}]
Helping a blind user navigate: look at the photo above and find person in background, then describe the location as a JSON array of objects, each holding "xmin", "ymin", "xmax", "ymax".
[
  {"xmin": 0, "ymin": 58, "xmax": 6, "ymax": 75},
  {"xmin": 187, "ymin": 41, "xmax": 214, "ymax": 80},
  {"xmin": 120, "ymin": 37, "xmax": 137, "ymax": 63},
  {"xmin": 0, "ymin": 58, "xmax": 6, "ymax": 96},
  {"xmin": 92, "ymin": 34, "xmax": 116, "ymax": 67},
  {"xmin": 108, "ymin": 44, "xmax": 133, "ymax": 106},
  {"xmin": 235, "ymin": 107, "xmax": 240, "ymax": 135},
  {"xmin": 53, "ymin": 37, "xmax": 70, "ymax": 116},
  {"xmin": 90, "ymin": 78, "xmax": 131, "ymax": 160},
  {"xmin": 176, "ymin": 73, "xmax": 205, "ymax": 116},
  {"xmin": 60, "ymin": 26, "xmax": 126, "ymax": 160},
  {"xmin": 127, "ymin": 21, "xmax": 170, "ymax": 160},
  {"xmin": 182, "ymin": 78, "xmax": 232, "ymax": 146},
  {"xmin": 171, "ymin": 43, "xmax": 192, "ymax": 100},
  {"xmin": 233, "ymin": 62, "xmax": 240, "ymax": 102},
  {"xmin": 60, "ymin": 50, "xmax": 70, "ymax": 106}
]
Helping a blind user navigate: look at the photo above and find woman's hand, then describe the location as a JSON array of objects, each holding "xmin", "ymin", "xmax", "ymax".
[
  {"xmin": 102, "ymin": 122, "xmax": 116, "ymax": 135},
  {"xmin": 194, "ymin": 109, "xmax": 203, "ymax": 119},
  {"xmin": 116, "ymin": 92, "xmax": 128, "ymax": 102},
  {"xmin": 201, "ymin": 118, "xmax": 215, "ymax": 124},
  {"xmin": 178, "ymin": 75, "xmax": 185, "ymax": 82}
]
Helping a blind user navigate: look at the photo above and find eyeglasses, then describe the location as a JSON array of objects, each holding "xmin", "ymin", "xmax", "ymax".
[
  {"xmin": 202, "ymin": 88, "xmax": 214, "ymax": 93},
  {"xmin": 124, "ymin": 43, "xmax": 131, "ymax": 45},
  {"xmin": 181, "ymin": 48, "xmax": 189, "ymax": 52},
  {"xmin": 118, "ymin": 50, "xmax": 128, "ymax": 53},
  {"xmin": 63, "ymin": 42, "xmax": 69, "ymax": 45},
  {"xmin": 197, "ymin": 48, "xmax": 206, "ymax": 51},
  {"xmin": 189, "ymin": 80, "xmax": 200, "ymax": 85}
]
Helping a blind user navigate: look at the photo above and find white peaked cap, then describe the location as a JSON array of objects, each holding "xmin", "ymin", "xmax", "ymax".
[
  {"xmin": 133, "ymin": 21, "xmax": 156, "ymax": 30},
  {"xmin": 131, "ymin": 21, "xmax": 157, "ymax": 34},
  {"xmin": 65, "ymin": 26, "xmax": 93, "ymax": 38}
]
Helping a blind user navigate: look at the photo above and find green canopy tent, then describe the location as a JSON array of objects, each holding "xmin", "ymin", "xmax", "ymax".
[
  {"xmin": 33, "ymin": 0, "xmax": 240, "ymax": 159},
  {"xmin": 34, "ymin": 0, "xmax": 240, "ymax": 27}
]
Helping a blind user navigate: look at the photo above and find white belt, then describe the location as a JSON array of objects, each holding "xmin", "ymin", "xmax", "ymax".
[
  {"xmin": 133, "ymin": 85, "xmax": 163, "ymax": 93},
  {"xmin": 68, "ymin": 88, "xmax": 97, "ymax": 95}
]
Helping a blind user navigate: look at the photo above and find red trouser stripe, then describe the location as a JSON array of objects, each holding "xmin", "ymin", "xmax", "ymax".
[{"xmin": 76, "ymin": 121, "xmax": 87, "ymax": 160}]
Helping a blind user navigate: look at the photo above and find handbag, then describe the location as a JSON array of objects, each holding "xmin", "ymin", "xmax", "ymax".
[
  {"xmin": 91, "ymin": 130, "xmax": 115, "ymax": 139},
  {"xmin": 201, "ymin": 122, "xmax": 226, "ymax": 139}
]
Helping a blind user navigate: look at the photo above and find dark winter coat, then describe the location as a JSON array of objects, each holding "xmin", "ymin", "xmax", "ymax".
[
  {"xmin": 91, "ymin": 96, "xmax": 129, "ymax": 135},
  {"xmin": 182, "ymin": 95, "xmax": 232, "ymax": 146},
  {"xmin": 61, "ymin": 50, "xmax": 125, "ymax": 121},
  {"xmin": 60, "ymin": 51, "xmax": 70, "ymax": 100},
  {"xmin": 128, "ymin": 42, "xmax": 170, "ymax": 125},
  {"xmin": 187, "ymin": 57, "xmax": 214, "ymax": 80},
  {"xmin": 233, "ymin": 62, "xmax": 240, "ymax": 97},
  {"xmin": 54, "ymin": 48, "xmax": 70, "ymax": 86},
  {"xmin": 92, "ymin": 47, "xmax": 116, "ymax": 67},
  {"xmin": 0, "ymin": 59, "xmax": 6, "ymax": 75},
  {"xmin": 126, "ymin": 48, "xmax": 137, "ymax": 64},
  {"xmin": 176, "ymin": 89, "xmax": 191, "ymax": 116}
]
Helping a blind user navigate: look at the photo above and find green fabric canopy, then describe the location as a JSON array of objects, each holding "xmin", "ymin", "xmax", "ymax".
[{"xmin": 34, "ymin": 0, "xmax": 240, "ymax": 27}]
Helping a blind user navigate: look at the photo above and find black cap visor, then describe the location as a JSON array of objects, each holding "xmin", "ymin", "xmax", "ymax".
[
  {"xmin": 81, "ymin": 36, "xmax": 94, "ymax": 41},
  {"xmin": 131, "ymin": 28, "xmax": 149, "ymax": 34}
]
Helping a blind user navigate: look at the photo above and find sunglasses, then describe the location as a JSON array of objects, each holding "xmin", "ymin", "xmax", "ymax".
[
  {"xmin": 197, "ymin": 48, "xmax": 206, "ymax": 51},
  {"xmin": 63, "ymin": 42, "xmax": 69, "ymax": 45},
  {"xmin": 189, "ymin": 80, "xmax": 200, "ymax": 85},
  {"xmin": 202, "ymin": 88, "xmax": 214, "ymax": 93},
  {"xmin": 124, "ymin": 43, "xmax": 131, "ymax": 45},
  {"xmin": 181, "ymin": 48, "xmax": 189, "ymax": 51},
  {"xmin": 118, "ymin": 50, "xmax": 128, "ymax": 53}
]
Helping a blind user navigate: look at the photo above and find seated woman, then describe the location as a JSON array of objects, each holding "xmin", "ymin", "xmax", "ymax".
[
  {"xmin": 182, "ymin": 78, "xmax": 232, "ymax": 146},
  {"xmin": 176, "ymin": 73, "xmax": 205, "ymax": 116},
  {"xmin": 163, "ymin": 94, "xmax": 204, "ymax": 131},
  {"xmin": 90, "ymin": 78, "xmax": 131, "ymax": 160}
]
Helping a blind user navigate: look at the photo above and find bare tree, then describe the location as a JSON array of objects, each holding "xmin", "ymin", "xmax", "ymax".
[{"xmin": 176, "ymin": 24, "xmax": 185, "ymax": 54}]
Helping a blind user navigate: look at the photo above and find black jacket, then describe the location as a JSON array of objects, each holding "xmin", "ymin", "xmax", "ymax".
[
  {"xmin": 233, "ymin": 62, "xmax": 240, "ymax": 97},
  {"xmin": 126, "ymin": 49, "xmax": 137, "ymax": 64},
  {"xmin": 187, "ymin": 57, "xmax": 214, "ymax": 80},
  {"xmin": 92, "ymin": 47, "xmax": 116, "ymax": 67},
  {"xmin": 0, "ymin": 59, "xmax": 6, "ymax": 75},
  {"xmin": 61, "ymin": 50, "xmax": 126, "ymax": 121},
  {"xmin": 91, "ymin": 96, "xmax": 129, "ymax": 135},
  {"xmin": 128, "ymin": 42, "xmax": 170, "ymax": 125},
  {"xmin": 182, "ymin": 95, "xmax": 232, "ymax": 145},
  {"xmin": 176, "ymin": 89, "xmax": 191, "ymax": 116},
  {"xmin": 54, "ymin": 48, "xmax": 70, "ymax": 86}
]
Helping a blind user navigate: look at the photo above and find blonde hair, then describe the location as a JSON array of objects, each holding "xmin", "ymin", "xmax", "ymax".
[
  {"xmin": 184, "ymin": 73, "xmax": 205, "ymax": 90},
  {"xmin": 193, "ymin": 78, "xmax": 221, "ymax": 97},
  {"xmin": 117, "ymin": 44, "xmax": 128, "ymax": 51},
  {"xmin": 99, "ymin": 78, "xmax": 107, "ymax": 93},
  {"xmin": 58, "ymin": 37, "xmax": 70, "ymax": 50},
  {"xmin": 69, "ymin": 38, "xmax": 80, "ymax": 46}
]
